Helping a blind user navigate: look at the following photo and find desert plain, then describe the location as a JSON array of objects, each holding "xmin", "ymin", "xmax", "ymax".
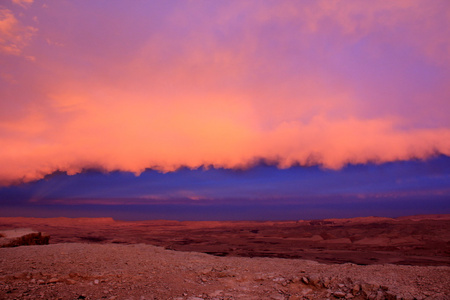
[{"xmin": 0, "ymin": 214, "xmax": 449, "ymax": 300}]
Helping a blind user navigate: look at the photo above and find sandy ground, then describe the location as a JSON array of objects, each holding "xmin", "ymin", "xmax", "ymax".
[{"xmin": 1, "ymin": 243, "xmax": 449, "ymax": 300}]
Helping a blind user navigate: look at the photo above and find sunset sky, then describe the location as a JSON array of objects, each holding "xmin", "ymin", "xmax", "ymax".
[{"xmin": 1, "ymin": 0, "xmax": 449, "ymax": 220}]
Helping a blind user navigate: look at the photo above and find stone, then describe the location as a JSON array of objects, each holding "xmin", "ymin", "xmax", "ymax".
[
  {"xmin": 270, "ymin": 294, "xmax": 285, "ymax": 300},
  {"xmin": 273, "ymin": 277, "xmax": 286, "ymax": 282},
  {"xmin": 301, "ymin": 288, "xmax": 312, "ymax": 295},
  {"xmin": 333, "ymin": 291, "xmax": 346, "ymax": 298},
  {"xmin": 200, "ymin": 268, "xmax": 211, "ymax": 275},
  {"xmin": 351, "ymin": 284, "xmax": 360, "ymax": 295},
  {"xmin": 209, "ymin": 290, "xmax": 223, "ymax": 297},
  {"xmin": 361, "ymin": 283, "xmax": 377, "ymax": 297},
  {"xmin": 322, "ymin": 277, "xmax": 331, "ymax": 287},
  {"xmin": 48, "ymin": 278, "xmax": 59, "ymax": 283},
  {"xmin": 385, "ymin": 291, "xmax": 397, "ymax": 300},
  {"xmin": 308, "ymin": 275, "xmax": 321, "ymax": 287},
  {"xmin": 375, "ymin": 291, "xmax": 385, "ymax": 300}
]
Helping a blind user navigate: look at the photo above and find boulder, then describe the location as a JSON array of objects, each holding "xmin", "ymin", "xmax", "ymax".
[{"xmin": 0, "ymin": 228, "xmax": 50, "ymax": 247}]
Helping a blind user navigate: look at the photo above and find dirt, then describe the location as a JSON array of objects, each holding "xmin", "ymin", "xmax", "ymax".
[
  {"xmin": 0, "ymin": 215, "xmax": 449, "ymax": 299},
  {"xmin": 1, "ymin": 243, "xmax": 449, "ymax": 300}
]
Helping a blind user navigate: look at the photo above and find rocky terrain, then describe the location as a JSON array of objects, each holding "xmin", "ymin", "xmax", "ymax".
[
  {"xmin": 0, "ymin": 215, "xmax": 449, "ymax": 299},
  {"xmin": 1, "ymin": 243, "xmax": 449, "ymax": 300},
  {"xmin": 0, "ymin": 215, "xmax": 448, "ymax": 266}
]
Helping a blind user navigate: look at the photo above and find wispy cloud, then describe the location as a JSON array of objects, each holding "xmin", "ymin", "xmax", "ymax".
[
  {"xmin": 12, "ymin": 0, "xmax": 34, "ymax": 9},
  {"xmin": 0, "ymin": 8, "xmax": 36, "ymax": 56}
]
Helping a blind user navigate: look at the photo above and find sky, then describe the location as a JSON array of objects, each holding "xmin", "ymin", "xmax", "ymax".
[{"xmin": 0, "ymin": 0, "xmax": 449, "ymax": 220}]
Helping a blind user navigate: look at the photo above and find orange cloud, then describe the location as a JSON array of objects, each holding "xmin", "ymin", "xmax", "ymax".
[
  {"xmin": 0, "ymin": 1, "xmax": 449, "ymax": 185},
  {"xmin": 1, "ymin": 87, "xmax": 448, "ymax": 185}
]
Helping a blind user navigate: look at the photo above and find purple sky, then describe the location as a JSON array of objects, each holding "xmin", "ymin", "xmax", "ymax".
[{"xmin": 0, "ymin": 1, "xmax": 449, "ymax": 220}]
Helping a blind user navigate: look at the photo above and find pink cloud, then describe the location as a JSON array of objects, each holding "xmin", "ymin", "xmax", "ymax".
[
  {"xmin": 0, "ymin": 1, "xmax": 449, "ymax": 184},
  {"xmin": 0, "ymin": 8, "xmax": 36, "ymax": 56}
]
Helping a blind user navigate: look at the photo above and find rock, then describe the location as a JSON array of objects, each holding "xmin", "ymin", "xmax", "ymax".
[
  {"xmin": 301, "ymin": 276, "xmax": 309, "ymax": 284},
  {"xmin": 375, "ymin": 291, "xmax": 385, "ymax": 300},
  {"xmin": 200, "ymin": 268, "xmax": 211, "ymax": 274},
  {"xmin": 270, "ymin": 294, "xmax": 285, "ymax": 300},
  {"xmin": 360, "ymin": 283, "xmax": 377, "ymax": 297},
  {"xmin": 333, "ymin": 291, "xmax": 346, "ymax": 298},
  {"xmin": 273, "ymin": 277, "xmax": 286, "ymax": 282},
  {"xmin": 48, "ymin": 277, "xmax": 59, "ymax": 283},
  {"xmin": 308, "ymin": 274, "xmax": 320, "ymax": 287},
  {"xmin": 322, "ymin": 277, "xmax": 331, "ymax": 287},
  {"xmin": 209, "ymin": 290, "xmax": 223, "ymax": 297},
  {"xmin": 351, "ymin": 284, "xmax": 360, "ymax": 295},
  {"xmin": 385, "ymin": 291, "xmax": 397, "ymax": 300},
  {"xmin": 301, "ymin": 288, "xmax": 312, "ymax": 295},
  {"xmin": 0, "ymin": 228, "xmax": 50, "ymax": 247}
]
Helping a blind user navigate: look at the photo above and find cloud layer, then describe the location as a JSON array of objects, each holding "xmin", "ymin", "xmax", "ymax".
[{"xmin": 0, "ymin": 0, "xmax": 449, "ymax": 184}]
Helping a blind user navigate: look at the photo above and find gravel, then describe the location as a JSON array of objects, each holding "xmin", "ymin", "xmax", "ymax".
[{"xmin": 1, "ymin": 243, "xmax": 449, "ymax": 299}]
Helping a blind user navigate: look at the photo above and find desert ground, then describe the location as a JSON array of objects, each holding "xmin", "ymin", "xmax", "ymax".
[{"xmin": 0, "ymin": 215, "xmax": 449, "ymax": 299}]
